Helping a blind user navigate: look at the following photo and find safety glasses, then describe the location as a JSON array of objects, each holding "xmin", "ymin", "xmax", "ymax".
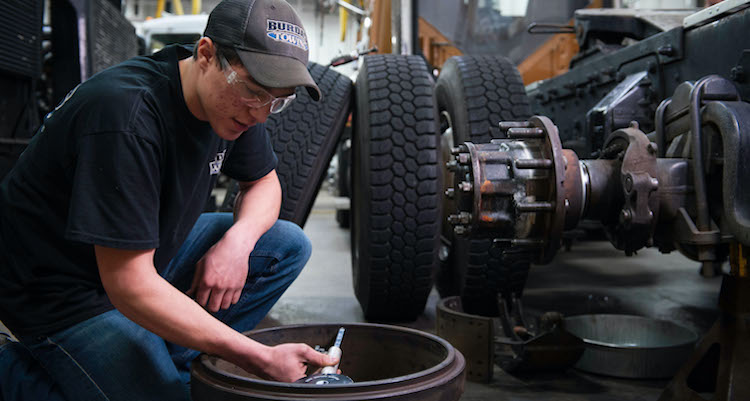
[{"xmin": 218, "ymin": 54, "xmax": 296, "ymax": 114}]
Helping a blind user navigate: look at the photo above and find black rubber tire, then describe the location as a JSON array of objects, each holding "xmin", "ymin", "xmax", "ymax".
[
  {"xmin": 220, "ymin": 62, "xmax": 353, "ymax": 227},
  {"xmin": 351, "ymin": 55, "xmax": 441, "ymax": 321},
  {"xmin": 435, "ymin": 55, "xmax": 532, "ymax": 316},
  {"xmin": 335, "ymin": 128, "xmax": 351, "ymax": 229},
  {"xmin": 337, "ymin": 127, "xmax": 352, "ymax": 198},
  {"xmin": 336, "ymin": 209, "xmax": 350, "ymax": 229}
]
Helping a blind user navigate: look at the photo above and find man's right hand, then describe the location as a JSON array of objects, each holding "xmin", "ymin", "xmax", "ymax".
[{"xmin": 240, "ymin": 343, "xmax": 339, "ymax": 383}]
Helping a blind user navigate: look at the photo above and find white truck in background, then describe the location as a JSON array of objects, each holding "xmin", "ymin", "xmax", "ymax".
[{"xmin": 134, "ymin": 14, "xmax": 208, "ymax": 55}]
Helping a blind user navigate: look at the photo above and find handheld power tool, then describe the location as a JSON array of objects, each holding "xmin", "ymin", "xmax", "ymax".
[{"xmin": 296, "ymin": 327, "xmax": 353, "ymax": 385}]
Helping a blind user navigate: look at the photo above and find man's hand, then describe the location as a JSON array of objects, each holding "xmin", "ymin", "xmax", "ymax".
[
  {"xmin": 187, "ymin": 235, "xmax": 252, "ymax": 312},
  {"xmin": 245, "ymin": 343, "xmax": 338, "ymax": 383}
]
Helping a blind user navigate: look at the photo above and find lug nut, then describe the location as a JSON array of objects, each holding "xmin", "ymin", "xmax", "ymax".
[
  {"xmin": 444, "ymin": 188, "xmax": 455, "ymax": 198},
  {"xmin": 446, "ymin": 160, "xmax": 458, "ymax": 171},
  {"xmin": 458, "ymin": 211, "xmax": 472, "ymax": 224},
  {"xmin": 438, "ymin": 245, "xmax": 450, "ymax": 262},
  {"xmin": 624, "ymin": 175, "xmax": 633, "ymax": 192},
  {"xmin": 448, "ymin": 214, "xmax": 460, "ymax": 224},
  {"xmin": 450, "ymin": 146, "xmax": 462, "ymax": 155},
  {"xmin": 458, "ymin": 153, "xmax": 470, "ymax": 164},
  {"xmin": 454, "ymin": 225, "xmax": 467, "ymax": 235},
  {"xmin": 459, "ymin": 181, "xmax": 473, "ymax": 192},
  {"xmin": 620, "ymin": 209, "xmax": 632, "ymax": 223}
]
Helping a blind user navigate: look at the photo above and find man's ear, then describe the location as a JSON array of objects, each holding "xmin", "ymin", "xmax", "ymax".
[{"xmin": 196, "ymin": 37, "xmax": 216, "ymax": 72}]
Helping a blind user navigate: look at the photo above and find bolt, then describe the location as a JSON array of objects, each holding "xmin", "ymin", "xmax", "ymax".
[
  {"xmin": 459, "ymin": 181, "xmax": 473, "ymax": 192},
  {"xmin": 629, "ymin": 121, "xmax": 640, "ymax": 130},
  {"xmin": 624, "ymin": 175, "xmax": 633, "ymax": 192},
  {"xmin": 448, "ymin": 214, "xmax": 460, "ymax": 224},
  {"xmin": 650, "ymin": 177, "xmax": 659, "ymax": 188},
  {"xmin": 454, "ymin": 225, "xmax": 467, "ymax": 236},
  {"xmin": 459, "ymin": 211, "xmax": 472, "ymax": 224},
  {"xmin": 458, "ymin": 153, "xmax": 470, "ymax": 164},
  {"xmin": 446, "ymin": 160, "xmax": 458, "ymax": 171},
  {"xmin": 438, "ymin": 245, "xmax": 450, "ymax": 262},
  {"xmin": 620, "ymin": 209, "xmax": 632, "ymax": 223},
  {"xmin": 444, "ymin": 188, "xmax": 455, "ymax": 198},
  {"xmin": 450, "ymin": 146, "xmax": 462, "ymax": 155},
  {"xmin": 647, "ymin": 142, "xmax": 657, "ymax": 155}
]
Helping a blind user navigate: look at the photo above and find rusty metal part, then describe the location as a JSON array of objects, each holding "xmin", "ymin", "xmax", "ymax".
[
  {"xmin": 445, "ymin": 114, "xmax": 663, "ymax": 261},
  {"xmin": 447, "ymin": 116, "xmax": 569, "ymax": 264},
  {"xmin": 191, "ymin": 323, "xmax": 466, "ymax": 401},
  {"xmin": 446, "ymin": 76, "xmax": 750, "ymax": 262},
  {"xmin": 598, "ymin": 123, "xmax": 660, "ymax": 255},
  {"xmin": 437, "ymin": 297, "xmax": 494, "ymax": 383},
  {"xmin": 436, "ymin": 296, "xmax": 583, "ymax": 381},
  {"xmin": 494, "ymin": 297, "xmax": 584, "ymax": 374}
]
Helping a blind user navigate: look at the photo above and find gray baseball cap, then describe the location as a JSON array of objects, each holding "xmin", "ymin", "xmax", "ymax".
[{"xmin": 204, "ymin": 0, "xmax": 321, "ymax": 101}]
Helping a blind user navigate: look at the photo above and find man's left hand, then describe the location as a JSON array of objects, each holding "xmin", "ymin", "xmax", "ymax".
[{"xmin": 187, "ymin": 237, "xmax": 252, "ymax": 312}]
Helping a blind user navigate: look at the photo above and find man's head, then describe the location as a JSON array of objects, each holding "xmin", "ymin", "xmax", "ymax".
[
  {"xmin": 186, "ymin": 0, "xmax": 318, "ymax": 140},
  {"xmin": 203, "ymin": 0, "xmax": 320, "ymax": 101}
]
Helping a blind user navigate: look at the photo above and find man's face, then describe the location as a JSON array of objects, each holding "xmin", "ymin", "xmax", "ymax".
[{"xmin": 199, "ymin": 47, "xmax": 295, "ymax": 141}]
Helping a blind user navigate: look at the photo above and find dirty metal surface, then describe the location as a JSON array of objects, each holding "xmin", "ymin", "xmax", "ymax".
[{"xmin": 436, "ymin": 297, "xmax": 495, "ymax": 383}]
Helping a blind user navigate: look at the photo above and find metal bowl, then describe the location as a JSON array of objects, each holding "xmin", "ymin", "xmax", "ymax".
[
  {"xmin": 191, "ymin": 323, "xmax": 466, "ymax": 400},
  {"xmin": 563, "ymin": 314, "xmax": 698, "ymax": 379}
]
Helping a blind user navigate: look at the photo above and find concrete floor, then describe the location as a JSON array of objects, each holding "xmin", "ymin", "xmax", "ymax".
[{"xmin": 259, "ymin": 189, "xmax": 724, "ymax": 401}]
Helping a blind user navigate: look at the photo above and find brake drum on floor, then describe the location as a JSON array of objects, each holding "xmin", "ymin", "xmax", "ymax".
[{"xmin": 191, "ymin": 323, "xmax": 466, "ymax": 400}]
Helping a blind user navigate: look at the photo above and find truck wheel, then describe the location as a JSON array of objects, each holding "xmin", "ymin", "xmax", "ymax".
[
  {"xmin": 352, "ymin": 55, "xmax": 441, "ymax": 321},
  {"xmin": 435, "ymin": 56, "xmax": 532, "ymax": 316},
  {"xmin": 220, "ymin": 62, "xmax": 353, "ymax": 227},
  {"xmin": 335, "ymin": 127, "xmax": 351, "ymax": 228}
]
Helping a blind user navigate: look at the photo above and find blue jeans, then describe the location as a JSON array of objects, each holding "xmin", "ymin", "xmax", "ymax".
[{"xmin": 1, "ymin": 214, "xmax": 311, "ymax": 401}]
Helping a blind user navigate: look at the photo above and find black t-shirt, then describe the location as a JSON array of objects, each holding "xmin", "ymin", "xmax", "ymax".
[{"xmin": 0, "ymin": 45, "xmax": 277, "ymax": 338}]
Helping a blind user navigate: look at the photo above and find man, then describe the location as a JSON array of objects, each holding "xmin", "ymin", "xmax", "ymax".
[{"xmin": 0, "ymin": 0, "xmax": 335, "ymax": 399}]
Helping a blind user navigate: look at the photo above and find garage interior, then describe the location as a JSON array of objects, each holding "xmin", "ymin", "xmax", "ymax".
[{"xmin": 1, "ymin": 0, "xmax": 749, "ymax": 400}]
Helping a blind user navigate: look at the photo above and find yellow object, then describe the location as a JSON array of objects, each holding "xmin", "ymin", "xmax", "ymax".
[
  {"xmin": 192, "ymin": 0, "xmax": 202, "ymax": 15},
  {"xmin": 370, "ymin": 0, "xmax": 391, "ymax": 54},
  {"xmin": 340, "ymin": 0, "xmax": 351, "ymax": 42},
  {"xmin": 173, "ymin": 0, "xmax": 184, "ymax": 15},
  {"xmin": 156, "ymin": 0, "xmax": 165, "ymax": 18},
  {"xmin": 156, "ymin": 0, "xmax": 187, "ymax": 17},
  {"xmin": 730, "ymin": 242, "xmax": 748, "ymax": 277}
]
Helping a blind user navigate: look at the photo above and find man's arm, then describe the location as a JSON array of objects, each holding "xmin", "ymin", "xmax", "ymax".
[
  {"xmin": 188, "ymin": 169, "xmax": 282, "ymax": 312},
  {"xmin": 96, "ymin": 245, "xmax": 334, "ymax": 382}
]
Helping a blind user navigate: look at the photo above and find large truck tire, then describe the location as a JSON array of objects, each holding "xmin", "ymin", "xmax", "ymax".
[
  {"xmin": 351, "ymin": 55, "xmax": 441, "ymax": 321},
  {"xmin": 335, "ymin": 127, "xmax": 352, "ymax": 229},
  {"xmin": 435, "ymin": 55, "xmax": 532, "ymax": 316},
  {"xmin": 221, "ymin": 62, "xmax": 353, "ymax": 227}
]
